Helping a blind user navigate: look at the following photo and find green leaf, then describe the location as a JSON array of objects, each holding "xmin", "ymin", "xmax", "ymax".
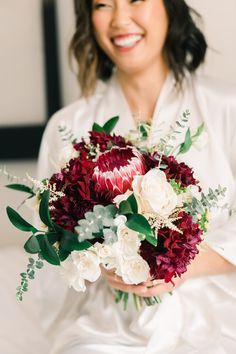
[
  {"xmin": 6, "ymin": 184, "xmax": 35, "ymax": 195},
  {"xmin": 102, "ymin": 116, "xmax": 119, "ymax": 133},
  {"xmin": 24, "ymin": 235, "xmax": 41, "ymax": 254},
  {"xmin": 192, "ymin": 122, "xmax": 204, "ymax": 140},
  {"xmin": 127, "ymin": 193, "xmax": 138, "ymax": 214},
  {"xmin": 46, "ymin": 232, "xmax": 60, "ymax": 245},
  {"xmin": 178, "ymin": 128, "xmax": 192, "ymax": 154},
  {"xmin": 126, "ymin": 214, "xmax": 154, "ymax": 238},
  {"xmin": 39, "ymin": 235, "xmax": 60, "ymax": 265},
  {"xmin": 145, "ymin": 234, "xmax": 157, "ymax": 247},
  {"xmin": 119, "ymin": 200, "xmax": 133, "ymax": 215},
  {"xmin": 58, "ymin": 248, "xmax": 70, "ymax": 262},
  {"xmin": 39, "ymin": 190, "xmax": 54, "ymax": 228},
  {"xmin": 6, "ymin": 206, "xmax": 38, "ymax": 233},
  {"xmin": 60, "ymin": 230, "xmax": 92, "ymax": 252},
  {"xmin": 92, "ymin": 122, "xmax": 104, "ymax": 133}
]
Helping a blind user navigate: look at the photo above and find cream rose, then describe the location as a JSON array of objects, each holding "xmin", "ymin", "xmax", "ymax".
[
  {"xmin": 60, "ymin": 249, "xmax": 101, "ymax": 292},
  {"xmin": 132, "ymin": 168, "xmax": 178, "ymax": 216},
  {"xmin": 115, "ymin": 216, "xmax": 141, "ymax": 256},
  {"xmin": 117, "ymin": 255, "xmax": 150, "ymax": 285}
]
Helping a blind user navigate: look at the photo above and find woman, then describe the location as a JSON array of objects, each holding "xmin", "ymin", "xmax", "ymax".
[{"xmin": 38, "ymin": 0, "xmax": 236, "ymax": 353}]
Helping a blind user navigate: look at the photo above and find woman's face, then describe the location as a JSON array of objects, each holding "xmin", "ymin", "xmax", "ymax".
[{"xmin": 91, "ymin": 0, "xmax": 169, "ymax": 75}]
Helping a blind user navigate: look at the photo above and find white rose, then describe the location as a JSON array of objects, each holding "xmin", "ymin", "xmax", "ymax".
[
  {"xmin": 118, "ymin": 255, "xmax": 150, "ymax": 285},
  {"xmin": 93, "ymin": 242, "xmax": 117, "ymax": 270},
  {"xmin": 71, "ymin": 250, "xmax": 101, "ymax": 283},
  {"xmin": 58, "ymin": 144, "xmax": 79, "ymax": 168},
  {"xmin": 116, "ymin": 224, "xmax": 140, "ymax": 257},
  {"xmin": 132, "ymin": 168, "xmax": 178, "ymax": 216},
  {"xmin": 60, "ymin": 256, "xmax": 86, "ymax": 292}
]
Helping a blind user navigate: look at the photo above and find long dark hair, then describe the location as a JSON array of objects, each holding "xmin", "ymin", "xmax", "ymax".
[{"xmin": 70, "ymin": 0, "xmax": 207, "ymax": 96}]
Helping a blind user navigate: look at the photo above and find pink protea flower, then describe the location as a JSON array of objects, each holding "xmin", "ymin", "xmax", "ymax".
[{"xmin": 93, "ymin": 147, "xmax": 146, "ymax": 198}]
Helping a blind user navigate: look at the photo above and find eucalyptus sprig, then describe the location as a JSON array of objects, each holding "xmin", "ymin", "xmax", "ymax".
[{"xmin": 16, "ymin": 255, "xmax": 44, "ymax": 301}]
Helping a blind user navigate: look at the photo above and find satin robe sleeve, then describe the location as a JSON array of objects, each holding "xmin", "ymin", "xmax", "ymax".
[{"xmin": 204, "ymin": 91, "xmax": 236, "ymax": 267}]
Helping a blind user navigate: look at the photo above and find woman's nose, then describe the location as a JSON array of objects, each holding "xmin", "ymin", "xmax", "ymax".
[{"xmin": 110, "ymin": 6, "xmax": 131, "ymax": 28}]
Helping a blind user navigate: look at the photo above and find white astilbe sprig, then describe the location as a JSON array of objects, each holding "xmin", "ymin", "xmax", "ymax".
[
  {"xmin": 146, "ymin": 209, "xmax": 184, "ymax": 237},
  {"xmin": 26, "ymin": 174, "xmax": 65, "ymax": 202}
]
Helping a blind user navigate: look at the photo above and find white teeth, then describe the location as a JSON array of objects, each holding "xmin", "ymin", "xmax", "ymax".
[{"xmin": 113, "ymin": 35, "xmax": 142, "ymax": 48}]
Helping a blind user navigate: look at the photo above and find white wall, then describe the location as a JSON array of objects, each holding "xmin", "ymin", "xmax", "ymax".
[
  {"xmin": 187, "ymin": 0, "xmax": 236, "ymax": 84},
  {"xmin": 0, "ymin": 0, "xmax": 46, "ymax": 126}
]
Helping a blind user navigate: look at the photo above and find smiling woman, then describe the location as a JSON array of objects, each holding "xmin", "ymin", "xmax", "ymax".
[{"xmin": 35, "ymin": 0, "xmax": 236, "ymax": 353}]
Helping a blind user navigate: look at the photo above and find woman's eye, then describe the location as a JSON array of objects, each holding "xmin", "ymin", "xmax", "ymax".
[{"xmin": 93, "ymin": 2, "xmax": 111, "ymax": 10}]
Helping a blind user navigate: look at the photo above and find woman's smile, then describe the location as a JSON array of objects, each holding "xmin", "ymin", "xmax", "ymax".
[{"xmin": 112, "ymin": 33, "xmax": 143, "ymax": 52}]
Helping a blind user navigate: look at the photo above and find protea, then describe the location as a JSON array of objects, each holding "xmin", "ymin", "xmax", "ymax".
[{"xmin": 93, "ymin": 147, "xmax": 146, "ymax": 198}]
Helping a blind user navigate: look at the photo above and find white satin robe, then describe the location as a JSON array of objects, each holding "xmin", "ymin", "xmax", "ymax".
[{"xmin": 37, "ymin": 72, "xmax": 236, "ymax": 354}]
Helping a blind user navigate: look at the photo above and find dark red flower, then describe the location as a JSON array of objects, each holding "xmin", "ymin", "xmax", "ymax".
[
  {"xmin": 144, "ymin": 152, "xmax": 198, "ymax": 187},
  {"xmin": 49, "ymin": 156, "xmax": 96, "ymax": 231},
  {"xmin": 140, "ymin": 212, "xmax": 203, "ymax": 283},
  {"xmin": 73, "ymin": 131, "xmax": 129, "ymax": 159}
]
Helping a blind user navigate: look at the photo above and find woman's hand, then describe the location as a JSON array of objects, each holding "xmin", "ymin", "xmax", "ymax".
[{"xmin": 101, "ymin": 267, "xmax": 185, "ymax": 297}]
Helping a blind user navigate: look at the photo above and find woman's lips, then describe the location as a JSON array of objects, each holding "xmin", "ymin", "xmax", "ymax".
[{"xmin": 112, "ymin": 34, "xmax": 143, "ymax": 51}]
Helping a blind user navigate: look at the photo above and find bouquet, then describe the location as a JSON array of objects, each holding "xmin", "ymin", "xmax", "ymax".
[{"xmin": 6, "ymin": 111, "xmax": 226, "ymax": 309}]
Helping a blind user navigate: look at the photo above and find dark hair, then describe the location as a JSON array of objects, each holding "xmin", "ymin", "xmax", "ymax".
[{"xmin": 70, "ymin": 0, "xmax": 207, "ymax": 96}]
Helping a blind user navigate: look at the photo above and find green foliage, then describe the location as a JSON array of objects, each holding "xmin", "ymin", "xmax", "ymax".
[
  {"xmin": 178, "ymin": 128, "xmax": 192, "ymax": 154},
  {"xmin": 92, "ymin": 116, "xmax": 119, "ymax": 134},
  {"xmin": 16, "ymin": 255, "xmax": 44, "ymax": 301},
  {"xmin": 6, "ymin": 183, "xmax": 35, "ymax": 195},
  {"xmin": 6, "ymin": 206, "xmax": 38, "ymax": 233},
  {"xmin": 184, "ymin": 185, "xmax": 227, "ymax": 221},
  {"xmin": 24, "ymin": 235, "xmax": 41, "ymax": 254},
  {"xmin": 58, "ymin": 125, "xmax": 77, "ymax": 144},
  {"xmin": 118, "ymin": 194, "xmax": 138, "ymax": 215},
  {"xmin": 169, "ymin": 179, "xmax": 186, "ymax": 195},
  {"xmin": 39, "ymin": 190, "xmax": 54, "ymax": 228},
  {"xmin": 126, "ymin": 214, "xmax": 157, "ymax": 246}
]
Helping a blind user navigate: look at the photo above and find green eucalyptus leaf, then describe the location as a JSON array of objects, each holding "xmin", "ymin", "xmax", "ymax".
[
  {"xmin": 92, "ymin": 122, "xmax": 104, "ymax": 133},
  {"xmin": 178, "ymin": 128, "xmax": 192, "ymax": 154},
  {"xmin": 24, "ymin": 235, "xmax": 41, "ymax": 254},
  {"xmin": 102, "ymin": 116, "xmax": 119, "ymax": 133},
  {"xmin": 127, "ymin": 193, "xmax": 138, "ymax": 214},
  {"xmin": 126, "ymin": 214, "xmax": 154, "ymax": 238},
  {"xmin": 6, "ymin": 184, "xmax": 35, "ymax": 195},
  {"xmin": 39, "ymin": 190, "xmax": 54, "ymax": 229},
  {"xmin": 39, "ymin": 235, "xmax": 60, "ymax": 265},
  {"xmin": 6, "ymin": 206, "xmax": 38, "ymax": 233}
]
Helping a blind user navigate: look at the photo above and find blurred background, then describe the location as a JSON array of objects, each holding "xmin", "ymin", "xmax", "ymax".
[{"xmin": 1, "ymin": 0, "xmax": 236, "ymax": 248}]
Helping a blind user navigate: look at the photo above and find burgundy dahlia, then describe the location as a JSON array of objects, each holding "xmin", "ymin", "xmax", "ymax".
[
  {"xmin": 140, "ymin": 212, "xmax": 203, "ymax": 283},
  {"xmin": 93, "ymin": 147, "xmax": 146, "ymax": 198},
  {"xmin": 49, "ymin": 156, "xmax": 96, "ymax": 231},
  {"xmin": 74, "ymin": 131, "xmax": 129, "ymax": 158},
  {"xmin": 144, "ymin": 152, "xmax": 198, "ymax": 187}
]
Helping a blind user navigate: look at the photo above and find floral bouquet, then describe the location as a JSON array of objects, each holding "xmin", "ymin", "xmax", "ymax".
[{"xmin": 6, "ymin": 111, "xmax": 226, "ymax": 309}]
